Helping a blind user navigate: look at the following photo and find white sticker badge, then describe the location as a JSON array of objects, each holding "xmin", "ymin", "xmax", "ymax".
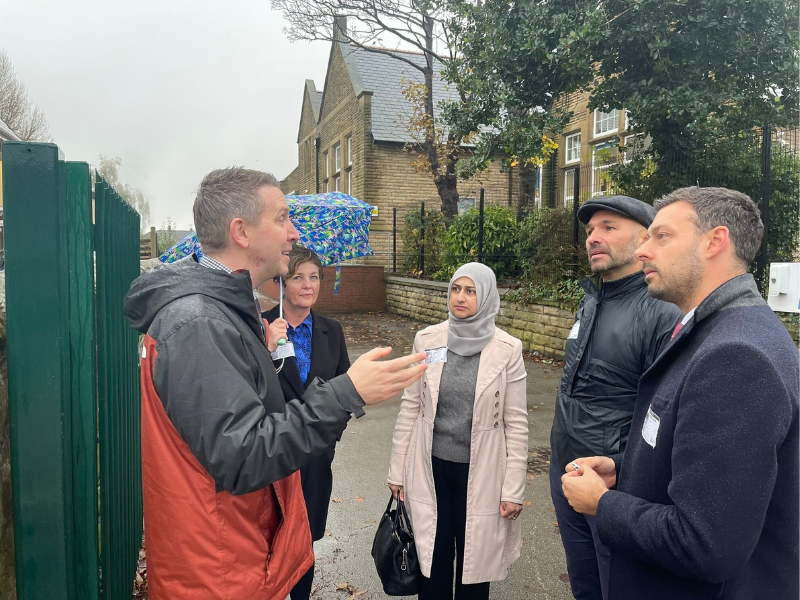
[
  {"xmin": 642, "ymin": 406, "xmax": 661, "ymax": 449},
  {"xmin": 567, "ymin": 320, "xmax": 581, "ymax": 340},
  {"xmin": 271, "ymin": 341, "xmax": 296, "ymax": 361},
  {"xmin": 424, "ymin": 346, "xmax": 448, "ymax": 365}
]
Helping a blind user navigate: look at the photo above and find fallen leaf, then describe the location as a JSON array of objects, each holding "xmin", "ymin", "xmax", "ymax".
[
  {"xmin": 523, "ymin": 500, "xmax": 533, "ymax": 506},
  {"xmin": 356, "ymin": 496, "xmax": 364, "ymax": 502},
  {"xmin": 332, "ymin": 497, "xmax": 343, "ymax": 503}
]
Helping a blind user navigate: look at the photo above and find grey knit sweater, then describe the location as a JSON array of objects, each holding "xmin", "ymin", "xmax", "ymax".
[{"xmin": 431, "ymin": 350, "xmax": 481, "ymax": 463}]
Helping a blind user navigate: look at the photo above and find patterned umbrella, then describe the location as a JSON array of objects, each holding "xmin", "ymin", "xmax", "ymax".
[{"xmin": 159, "ymin": 192, "xmax": 375, "ymax": 292}]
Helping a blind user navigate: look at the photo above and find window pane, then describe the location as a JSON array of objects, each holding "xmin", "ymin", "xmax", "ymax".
[
  {"xmin": 347, "ymin": 137, "xmax": 352, "ymax": 165},
  {"xmin": 335, "ymin": 175, "xmax": 341, "ymax": 192},
  {"xmin": 334, "ymin": 145, "xmax": 340, "ymax": 172},
  {"xmin": 566, "ymin": 133, "xmax": 581, "ymax": 163},
  {"xmin": 594, "ymin": 110, "xmax": 619, "ymax": 136},
  {"xmin": 564, "ymin": 170, "xmax": 575, "ymax": 206},
  {"xmin": 323, "ymin": 152, "xmax": 328, "ymax": 178},
  {"xmin": 347, "ymin": 170, "xmax": 352, "ymax": 195}
]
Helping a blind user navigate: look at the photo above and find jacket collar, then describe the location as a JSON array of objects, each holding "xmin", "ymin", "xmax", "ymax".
[
  {"xmin": 693, "ymin": 273, "xmax": 764, "ymax": 324},
  {"xmin": 581, "ymin": 270, "xmax": 647, "ymax": 301},
  {"xmin": 643, "ymin": 273, "xmax": 764, "ymax": 377}
]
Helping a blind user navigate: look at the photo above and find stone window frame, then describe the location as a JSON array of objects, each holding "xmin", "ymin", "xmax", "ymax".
[{"xmin": 333, "ymin": 144, "xmax": 341, "ymax": 175}]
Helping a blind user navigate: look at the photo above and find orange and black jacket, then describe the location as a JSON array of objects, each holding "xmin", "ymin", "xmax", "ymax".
[{"xmin": 124, "ymin": 258, "xmax": 365, "ymax": 599}]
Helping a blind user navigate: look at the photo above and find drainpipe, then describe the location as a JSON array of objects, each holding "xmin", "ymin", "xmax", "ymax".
[{"xmin": 315, "ymin": 135, "xmax": 321, "ymax": 193}]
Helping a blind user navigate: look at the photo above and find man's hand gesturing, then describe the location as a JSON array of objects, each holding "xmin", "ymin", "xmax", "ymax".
[{"xmin": 347, "ymin": 347, "xmax": 427, "ymax": 405}]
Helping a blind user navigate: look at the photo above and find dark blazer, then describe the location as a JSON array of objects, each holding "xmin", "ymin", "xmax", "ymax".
[
  {"xmin": 595, "ymin": 274, "xmax": 799, "ymax": 600},
  {"xmin": 263, "ymin": 306, "xmax": 351, "ymax": 540}
]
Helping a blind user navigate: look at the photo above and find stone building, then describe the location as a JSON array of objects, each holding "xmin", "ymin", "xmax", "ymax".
[
  {"xmin": 540, "ymin": 91, "xmax": 643, "ymax": 208},
  {"xmin": 280, "ymin": 18, "xmax": 516, "ymax": 262}
]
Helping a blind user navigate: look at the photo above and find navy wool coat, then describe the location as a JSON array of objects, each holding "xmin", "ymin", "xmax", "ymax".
[
  {"xmin": 263, "ymin": 306, "xmax": 351, "ymax": 541},
  {"xmin": 596, "ymin": 274, "xmax": 799, "ymax": 600}
]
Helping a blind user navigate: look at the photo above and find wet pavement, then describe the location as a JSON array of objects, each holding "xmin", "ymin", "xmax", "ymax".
[{"xmin": 306, "ymin": 312, "xmax": 573, "ymax": 600}]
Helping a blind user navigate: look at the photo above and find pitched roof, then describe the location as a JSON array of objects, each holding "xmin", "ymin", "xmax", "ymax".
[
  {"xmin": 0, "ymin": 117, "xmax": 20, "ymax": 142},
  {"xmin": 306, "ymin": 80, "xmax": 323, "ymax": 123},
  {"xmin": 336, "ymin": 42, "xmax": 460, "ymax": 144}
]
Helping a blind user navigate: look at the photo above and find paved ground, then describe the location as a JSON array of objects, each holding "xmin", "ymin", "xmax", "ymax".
[{"xmin": 306, "ymin": 312, "xmax": 573, "ymax": 600}]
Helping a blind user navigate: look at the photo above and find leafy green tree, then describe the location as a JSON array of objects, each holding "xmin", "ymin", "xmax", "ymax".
[
  {"xmin": 590, "ymin": 0, "xmax": 799, "ymax": 158},
  {"xmin": 442, "ymin": 0, "xmax": 602, "ymax": 219}
]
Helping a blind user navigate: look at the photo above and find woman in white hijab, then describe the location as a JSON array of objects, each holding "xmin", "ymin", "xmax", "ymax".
[{"xmin": 387, "ymin": 263, "xmax": 529, "ymax": 600}]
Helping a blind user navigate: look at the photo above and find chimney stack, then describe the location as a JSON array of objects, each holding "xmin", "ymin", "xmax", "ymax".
[{"xmin": 333, "ymin": 15, "xmax": 347, "ymax": 43}]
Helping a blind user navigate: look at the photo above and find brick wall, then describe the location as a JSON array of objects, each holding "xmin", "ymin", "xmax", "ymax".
[
  {"xmin": 259, "ymin": 265, "xmax": 385, "ymax": 314},
  {"xmin": 385, "ymin": 275, "xmax": 575, "ymax": 358}
]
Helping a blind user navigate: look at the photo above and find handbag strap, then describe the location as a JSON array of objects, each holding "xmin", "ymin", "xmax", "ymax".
[{"xmin": 395, "ymin": 498, "xmax": 415, "ymax": 543}]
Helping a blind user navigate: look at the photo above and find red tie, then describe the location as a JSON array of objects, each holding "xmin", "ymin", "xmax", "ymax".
[{"xmin": 671, "ymin": 322, "xmax": 683, "ymax": 340}]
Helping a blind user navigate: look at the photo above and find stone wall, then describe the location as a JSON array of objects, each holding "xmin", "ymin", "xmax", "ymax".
[{"xmin": 385, "ymin": 275, "xmax": 574, "ymax": 358}]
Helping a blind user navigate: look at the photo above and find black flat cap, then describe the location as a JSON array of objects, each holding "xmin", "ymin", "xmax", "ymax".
[{"xmin": 577, "ymin": 195, "xmax": 656, "ymax": 229}]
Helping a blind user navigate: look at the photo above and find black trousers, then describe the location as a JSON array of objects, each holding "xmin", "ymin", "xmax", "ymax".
[
  {"xmin": 290, "ymin": 562, "xmax": 314, "ymax": 600},
  {"xmin": 418, "ymin": 457, "xmax": 491, "ymax": 600},
  {"xmin": 549, "ymin": 459, "xmax": 610, "ymax": 600}
]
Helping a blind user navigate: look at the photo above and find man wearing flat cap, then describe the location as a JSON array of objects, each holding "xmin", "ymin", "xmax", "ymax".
[{"xmin": 549, "ymin": 195, "xmax": 681, "ymax": 600}]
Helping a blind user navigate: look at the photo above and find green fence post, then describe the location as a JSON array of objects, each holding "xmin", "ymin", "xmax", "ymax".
[
  {"xmin": 4, "ymin": 142, "xmax": 75, "ymax": 600},
  {"xmin": 96, "ymin": 175, "xmax": 143, "ymax": 600},
  {"xmin": 65, "ymin": 162, "xmax": 101, "ymax": 600}
]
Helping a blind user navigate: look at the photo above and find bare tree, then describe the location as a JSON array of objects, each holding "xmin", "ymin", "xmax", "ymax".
[
  {"xmin": 0, "ymin": 50, "xmax": 51, "ymax": 142},
  {"xmin": 97, "ymin": 155, "xmax": 152, "ymax": 232},
  {"xmin": 272, "ymin": 4, "xmax": 473, "ymax": 219}
]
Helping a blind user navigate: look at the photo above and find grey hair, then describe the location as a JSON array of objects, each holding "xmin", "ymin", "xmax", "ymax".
[
  {"xmin": 655, "ymin": 186, "xmax": 764, "ymax": 266},
  {"xmin": 193, "ymin": 167, "xmax": 280, "ymax": 252}
]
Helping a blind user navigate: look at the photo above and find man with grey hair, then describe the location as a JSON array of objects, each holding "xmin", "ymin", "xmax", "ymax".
[
  {"xmin": 562, "ymin": 187, "xmax": 799, "ymax": 600},
  {"xmin": 124, "ymin": 167, "xmax": 427, "ymax": 600}
]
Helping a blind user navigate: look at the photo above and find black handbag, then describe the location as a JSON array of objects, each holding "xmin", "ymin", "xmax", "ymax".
[{"xmin": 371, "ymin": 494, "xmax": 420, "ymax": 595}]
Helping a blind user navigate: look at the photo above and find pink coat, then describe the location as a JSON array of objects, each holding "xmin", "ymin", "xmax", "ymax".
[{"xmin": 387, "ymin": 322, "xmax": 528, "ymax": 584}]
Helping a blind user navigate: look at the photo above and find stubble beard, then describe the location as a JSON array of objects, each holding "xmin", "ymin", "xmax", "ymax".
[
  {"xmin": 588, "ymin": 235, "xmax": 640, "ymax": 278},
  {"xmin": 645, "ymin": 248, "xmax": 704, "ymax": 308}
]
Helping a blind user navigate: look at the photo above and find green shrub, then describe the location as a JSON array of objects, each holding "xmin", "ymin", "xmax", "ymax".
[
  {"xmin": 436, "ymin": 205, "xmax": 518, "ymax": 280},
  {"xmin": 400, "ymin": 208, "xmax": 447, "ymax": 277},
  {"xmin": 504, "ymin": 279, "xmax": 586, "ymax": 312},
  {"xmin": 516, "ymin": 207, "xmax": 589, "ymax": 283}
]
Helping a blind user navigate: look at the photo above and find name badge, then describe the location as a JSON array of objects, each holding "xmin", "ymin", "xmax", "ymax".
[
  {"xmin": 271, "ymin": 341, "xmax": 296, "ymax": 361},
  {"xmin": 424, "ymin": 346, "xmax": 448, "ymax": 365},
  {"xmin": 568, "ymin": 320, "xmax": 580, "ymax": 340},
  {"xmin": 642, "ymin": 406, "xmax": 660, "ymax": 449}
]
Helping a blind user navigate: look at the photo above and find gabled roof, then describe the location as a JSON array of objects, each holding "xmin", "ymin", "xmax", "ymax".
[
  {"xmin": 306, "ymin": 80, "xmax": 323, "ymax": 123},
  {"xmin": 325, "ymin": 41, "xmax": 460, "ymax": 144},
  {"xmin": 297, "ymin": 80, "xmax": 325, "ymax": 143},
  {"xmin": 0, "ymin": 117, "xmax": 20, "ymax": 142}
]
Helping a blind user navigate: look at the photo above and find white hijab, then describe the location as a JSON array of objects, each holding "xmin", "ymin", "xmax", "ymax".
[{"xmin": 447, "ymin": 263, "xmax": 499, "ymax": 357}]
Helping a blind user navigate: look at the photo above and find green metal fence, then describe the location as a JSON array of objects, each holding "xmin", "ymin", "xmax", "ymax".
[{"xmin": 3, "ymin": 142, "xmax": 143, "ymax": 599}]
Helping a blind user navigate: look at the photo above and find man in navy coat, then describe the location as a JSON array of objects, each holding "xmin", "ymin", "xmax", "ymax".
[{"xmin": 561, "ymin": 186, "xmax": 799, "ymax": 600}]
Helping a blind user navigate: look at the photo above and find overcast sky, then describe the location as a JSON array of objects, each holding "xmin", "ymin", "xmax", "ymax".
[{"xmin": 2, "ymin": 0, "xmax": 328, "ymax": 229}]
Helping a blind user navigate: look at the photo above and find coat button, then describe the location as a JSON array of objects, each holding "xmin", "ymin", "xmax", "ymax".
[
  {"xmin": 494, "ymin": 412, "xmax": 499, "ymax": 418},
  {"xmin": 493, "ymin": 422, "xmax": 499, "ymax": 428},
  {"xmin": 423, "ymin": 381, "xmax": 427, "ymax": 388},
  {"xmin": 495, "ymin": 391, "xmax": 500, "ymax": 397},
  {"xmin": 495, "ymin": 401, "xmax": 499, "ymax": 408}
]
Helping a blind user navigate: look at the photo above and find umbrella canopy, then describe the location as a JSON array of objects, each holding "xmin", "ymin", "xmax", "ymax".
[{"xmin": 159, "ymin": 192, "xmax": 374, "ymax": 266}]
